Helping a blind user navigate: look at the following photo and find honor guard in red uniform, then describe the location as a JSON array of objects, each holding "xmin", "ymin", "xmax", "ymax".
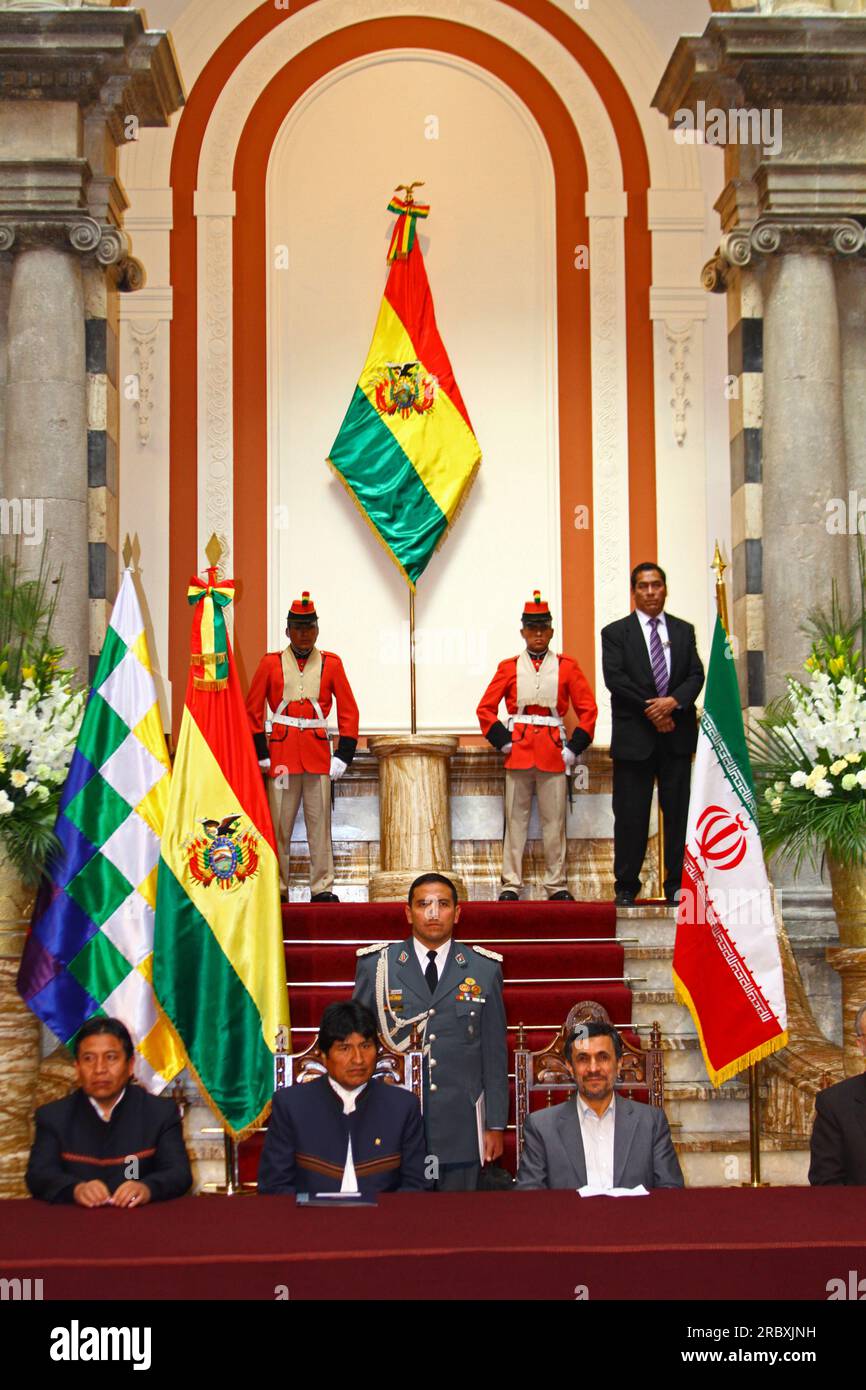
[
  {"xmin": 246, "ymin": 592, "xmax": 359, "ymax": 902},
  {"xmin": 477, "ymin": 591, "xmax": 597, "ymax": 900}
]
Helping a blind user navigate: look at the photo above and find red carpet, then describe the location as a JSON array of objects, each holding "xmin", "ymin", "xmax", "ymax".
[{"xmin": 239, "ymin": 900, "xmax": 630, "ymax": 1183}]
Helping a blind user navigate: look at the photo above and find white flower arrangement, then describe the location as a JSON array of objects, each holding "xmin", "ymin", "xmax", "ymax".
[
  {"xmin": 0, "ymin": 677, "xmax": 85, "ymax": 879},
  {"xmin": 751, "ymin": 597, "xmax": 866, "ymax": 868}
]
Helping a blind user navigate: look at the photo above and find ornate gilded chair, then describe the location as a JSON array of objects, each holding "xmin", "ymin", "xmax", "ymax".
[
  {"xmin": 513, "ymin": 1001, "xmax": 665, "ymax": 1166},
  {"xmin": 273, "ymin": 1025, "xmax": 425, "ymax": 1106}
]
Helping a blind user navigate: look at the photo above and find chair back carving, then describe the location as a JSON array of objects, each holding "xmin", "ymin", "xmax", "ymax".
[
  {"xmin": 514, "ymin": 1003, "xmax": 665, "ymax": 1165},
  {"xmin": 274, "ymin": 1026, "xmax": 424, "ymax": 1108}
]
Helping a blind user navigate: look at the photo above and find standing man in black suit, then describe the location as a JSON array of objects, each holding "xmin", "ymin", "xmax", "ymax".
[
  {"xmin": 601, "ymin": 562, "xmax": 705, "ymax": 906},
  {"xmin": 809, "ymin": 1002, "xmax": 866, "ymax": 1185}
]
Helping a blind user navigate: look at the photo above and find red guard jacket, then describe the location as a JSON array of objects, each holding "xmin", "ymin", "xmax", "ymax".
[
  {"xmin": 245, "ymin": 649, "xmax": 359, "ymax": 776},
  {"xmin": 477, "ymin": 653, "xmax": 597, "ymax": 773}
]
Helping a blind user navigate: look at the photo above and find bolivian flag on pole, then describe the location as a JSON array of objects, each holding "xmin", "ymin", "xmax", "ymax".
[
  {"xmin": 327, "ymin": 191, "xmax": 481, "ymax": 588},
  {"xmin": 153, "ymin": 568, "xmax": 289, "ymax": 1137},
  {"xmin": 673, "ymin": 617, "xmax": 787, "ymax": 1085}
]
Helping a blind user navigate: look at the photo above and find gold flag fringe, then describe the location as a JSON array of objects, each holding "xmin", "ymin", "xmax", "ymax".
[
  {"xmin": 673, "ymin": 968, "xmax": 789, "ymax": 1088},
  {"xmin": 325, "ymin": 455, "xmax": 417, "ymax": 590},
  {"xmin": 325, "ymin": 450, "xmax": 482, "ymax": 591},
  {"xmin": 177, "ymin": 1043, "xmax": 278, "ymax": 1144},
  {"xmin": 192, "ymin": 676, "xmax": 228, "ymax": 691}
]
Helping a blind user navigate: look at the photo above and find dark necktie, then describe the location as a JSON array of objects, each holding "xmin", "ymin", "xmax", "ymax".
[
  {"xmin": 649, "ymin": 617, "xmax": 669, "ymax": 696},
  {"xmin": 425, "ymin": 950, "xmax": 438, "ymax": 993}
]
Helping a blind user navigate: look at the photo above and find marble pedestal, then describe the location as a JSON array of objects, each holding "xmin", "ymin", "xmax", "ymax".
[{"xmin": 367, "ymin": 734, "xmax": 466, "ymax": 901}]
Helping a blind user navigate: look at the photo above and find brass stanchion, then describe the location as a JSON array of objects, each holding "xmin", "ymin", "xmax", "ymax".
[{"xmin": 743, "ymin": 1060, "xmax": 769, "ymax": 1187}]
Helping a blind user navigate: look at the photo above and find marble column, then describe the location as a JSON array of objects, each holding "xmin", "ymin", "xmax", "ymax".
[
  {"xmin": 0, "ymin": 257, "xmax": 10, "ymax": 488},
  {"xmin": 5, "ymin": 246, "xmax": 88, "ymax": 679},
  {"xmin": 368, "ymin": 735, "xmax": 466, "ymax": 901},
  {"xmin": 836, "ymin": 257, "xmax": 866, "ymax": 605},
  {"xmin": 825, "ymin": 949, "xmax": 866, "ymax": 1077},
  {"xmin": 761, "ymin": 249, "xmax": 850, "ymax": 700}
]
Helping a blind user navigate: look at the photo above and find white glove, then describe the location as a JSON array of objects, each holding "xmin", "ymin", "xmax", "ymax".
[
  {"xmin": 501, "ymin": 742, "xmax": 513, "ymax": 755},
  {"xmin": 258, "ymin": 758, "xmax": 271, "ymax": 772},
  {"xmin": 329, "ymin": 756, "xmax": 348, "ymax": 781},
  {"xmin": 561, "ymin": 746, "xmax": 577, "ymax": 771}
]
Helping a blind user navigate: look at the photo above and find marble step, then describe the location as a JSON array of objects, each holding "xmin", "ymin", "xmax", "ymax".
[
  {"xmin": 622, "ymin": 944, "xmax": 675, "ymax": 990},
  {"xmin": 653, "ymin": 1034, "xmax": 710, "ymax": 1084},
  {"xmin": 631, "ymin": 989, "xmax": 692, "ymax": 1035},
  {"xmin": 675, "ymin": 1135, "xmax": 810, "ymax": 1188},
  {"xmin": 616, "ymin": 904, "xmax": 678, "ymax": 946},
  {"xmin": 666, "ymin": 1097, "xmax": 750, "ymax": 1133}
]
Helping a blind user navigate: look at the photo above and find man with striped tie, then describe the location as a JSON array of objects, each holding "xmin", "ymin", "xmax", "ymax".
[{"xmin": 601, "ymin": 563, "xmax": 705, "ymax": 907}]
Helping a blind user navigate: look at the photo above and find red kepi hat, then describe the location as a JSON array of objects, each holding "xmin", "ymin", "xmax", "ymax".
[
  {"xmin": 522, "ymin": 590, "xmax": 552, "ymax": 626},
  {"xmin": 287, "ymin": 591, "xmax": 318, "ymax": 626}
]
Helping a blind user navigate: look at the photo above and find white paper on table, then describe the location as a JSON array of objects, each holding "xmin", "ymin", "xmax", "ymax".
[
  {"xmin": 475, "ymin": 1092, "xmax": 486, "ymax": 1165},
  {"xmin": 577, "ymin": 1184, "xmax": 649, "ymax": 1198}
]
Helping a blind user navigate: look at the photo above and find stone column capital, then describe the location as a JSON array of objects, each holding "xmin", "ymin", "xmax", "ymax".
[
  {"xmin": 654, "ymin": 14, "xmax": 866, "ymax": 122},
  {"xmin": 0, "ymin": 212, "xmax": 130, "ymax": 264},
  {"xmin": 0, "ymin": 210, "xmax": 144, "ymax": 288},
  {"xmin": 0, "ymin": 9, "xmax": 184, "ymax": 135},
  {"xmin": 702, "ymin": 216, "xmax": 866, "ymax": 290}
]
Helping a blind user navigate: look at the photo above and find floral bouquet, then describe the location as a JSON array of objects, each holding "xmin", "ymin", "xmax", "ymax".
[
  {"xmin": 0, "ymin": 547, "xmax": 85, "ymax": 885},
  {"xmin": 749, "ymin": 556, "xmax": 866, "ymax": 870}
]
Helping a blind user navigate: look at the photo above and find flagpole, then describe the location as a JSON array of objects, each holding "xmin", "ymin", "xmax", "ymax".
[
  {"xmin": 409, "ymin": 588, "xmax": 417, "ymax": 735},
  {"xmin": 712, "ymin": 540, "xmax": 765, "ymax": 1187}
]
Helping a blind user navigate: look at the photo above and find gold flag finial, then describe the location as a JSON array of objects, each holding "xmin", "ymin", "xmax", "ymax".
[
  {"xmin": 394, "ymin": 180, "xmax": 425, "ymax": 206},
  {"xmin": 712, "ymin": 541, "xmax": 730, "ymax": 634},
  {"xmin": 205, "ymin": 533, "xmax": 224, "ymax": 571},
  {"xmin": 122, "ymin": 534, "xmax": 133, "ymax": 568}
]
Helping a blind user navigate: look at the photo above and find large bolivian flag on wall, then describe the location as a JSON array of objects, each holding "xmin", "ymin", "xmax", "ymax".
[
  {"xmin": 153, "ymin": 568, "xmax": 289, "ymax": 1137},
  {"xmin": 327, "ymin": 192, "xmax": 481, "ymax": 588}
]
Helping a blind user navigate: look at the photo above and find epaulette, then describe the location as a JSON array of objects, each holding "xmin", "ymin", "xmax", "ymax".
[
  {"xmin": 355, "ymin": 941, "xmax": 390, "ymax": 957},
  {"xmin": 472, "ymin": 944, "xmax": 503, "ymax": 962}
]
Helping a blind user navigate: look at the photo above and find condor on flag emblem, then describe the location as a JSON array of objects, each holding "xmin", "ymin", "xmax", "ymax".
[
  {"xmin": 184, "ymin": 813, "xmax": 260, "ymax": 891},
  {"xmin": 374, "ymin": 361, "xmax": 437, "ymax": 419}
]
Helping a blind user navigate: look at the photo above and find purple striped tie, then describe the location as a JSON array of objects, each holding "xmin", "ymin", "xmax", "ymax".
[{"xmin": 649, "ymin": 617, "xmax": 669, "ymax": 696}]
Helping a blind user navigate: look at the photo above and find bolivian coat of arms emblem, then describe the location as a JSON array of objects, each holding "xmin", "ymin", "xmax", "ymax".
[
  {"xmin": 373, "ymin": 361, "xmax": 436, "ymax": 419},
  {"xmin": 184, "ymin": 814, "xmax": 260, "ymax": 891}
]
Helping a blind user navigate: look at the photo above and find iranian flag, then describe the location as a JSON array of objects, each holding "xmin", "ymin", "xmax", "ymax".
[{"xmin": 673, "ymin": 616, "xmax": 788, "ymax": 1085}]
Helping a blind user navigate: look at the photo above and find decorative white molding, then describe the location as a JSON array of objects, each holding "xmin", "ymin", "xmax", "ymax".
[
  {"xmin": 647, "ymin": 189, "xmax": 707, "ymax": 232},
  {"xmin": 127, "ymin": 321, "xmax": 158, "ymax": 447},
  {"xmin": 118, "ymin": 285, "xmax": 173, "ymax": 321},
  {"xmin": 123, "ymin": 187, "xmax": 174, "ymax": 232},
  {"xmin": 665, "ymin": 321, "xmax": 694, "ymax": 448},
  {"xmin": 585, "ymin": 190, "xmax": 628, "ymax": 219},
  {"xmin": 193, "ymin": 190, "xmax": 237, "ymax": 218},
  {"xmin": 588, "ymin": 209, "xmax": 629, "ymax": 736},
  {"xmin": 650, "ymin": 285, "xmax": 708, "ymax": 321},
  {"xmin": 123, "ymin": 0, "xmax": 701, "ymax": 194},
  {"xmin": 196, "ymin": 209, "xmax": 234, "ymax": 575},
  {"xmin": 197, "ymin": 1, "xmax": 622, "ymax": 194}
]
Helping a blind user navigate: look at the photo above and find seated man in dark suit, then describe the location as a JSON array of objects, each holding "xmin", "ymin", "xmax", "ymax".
[
  {"xmin": 516, "ymin": 1021, "xmax": 684, "ymax": 1190},
  {"xmin": 601, "ymin": 562, "xmax": 705, "ymax": 905},
  {"xmin": 26, "ymin": 1017, "xmax": 192, "ymax": 1206},
  {"xmin": 809, "ymin": 1001, "xmax": 866, "ymax": 1185},
  {"xmin": 258, "ymin": 1001, "xmax": 427, "ymax": 1195}
]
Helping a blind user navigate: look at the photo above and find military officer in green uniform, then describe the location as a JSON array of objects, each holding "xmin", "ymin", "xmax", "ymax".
[{"xmin": 353, "ymin": 872, "xmax": 509, "ymax": 1191}]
